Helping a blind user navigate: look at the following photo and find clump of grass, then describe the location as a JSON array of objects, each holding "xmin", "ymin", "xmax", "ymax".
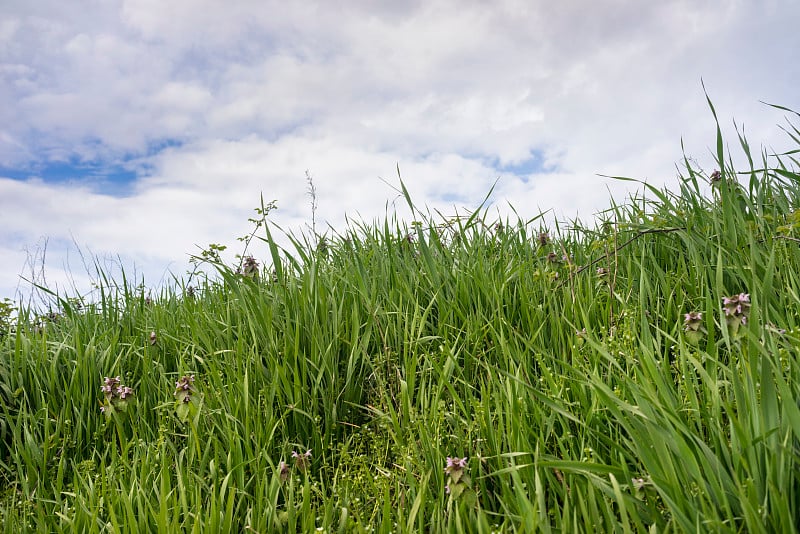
[{"xmin": 1, "ymin": 101, "xmax": 800, "ymax": 532}]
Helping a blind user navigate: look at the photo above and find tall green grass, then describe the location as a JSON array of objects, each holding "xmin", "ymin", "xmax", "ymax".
[{"xmin": 2, "ymin": 103, "xmax": 800, "ymax": 532}]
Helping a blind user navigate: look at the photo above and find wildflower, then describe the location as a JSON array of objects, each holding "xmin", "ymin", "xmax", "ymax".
[
  {"xmin": 720, "ymin": 293, "xmax": 751, "ymax": 337},
  {"xmin": 100, "ymin": 376, "xmax": 134, "ymax": 415},
  {"xmin": 278, "ymin": 461, "xmax": 290, "ymax": 482},
  {"xmin": 174, "ymin": 375, "xmax": 198, "ymax": 422},
  {"xmin": 445, "ymin": 456, "xmax": 468, "ymax": 471},
  {"xmin": 444, "ymin": 456, "xmax": 468, "ymax": 483},
  {"xmin": 101, "ymin": 376, "xmax": 121, "ymax": 395},
  {"xmin": 292, "ymin": 449, "xmax": 312, "ymax": 471},
  {"xmin": 444, "ymin": 456, "xmax": 471, "ymax": 499},
  {"xmin": 176, "ymin": 375, "xmax": 195, "ymax": 391},
  {"xmin": 239, "ymin": 256, "xmax": 259, "ymax": 278},
  {"xmin": 722, "ymin": 293, "xmax": 750, "ymax": 324},
  {"xmin": 596, "ymin": 267, "xmax": 608, "ymax": 276},
  {"xmin": 546, "ymin": 252, "xmax": 560, "ymax": 263},
  {"xmin": 722, "ymin": 293, "xmax": 751, "ymax": 337},
  {"xmin": 538, "ymin": 232, "xmax": 549, "ymax": 247},
  {"xmin": 710, "ymin": 170, "xmax": 722, "ymax": 183},
  {"xmin": 683, "ymin": 311, "xmax": 706, "ymax": 345},
  {"xmin": 149, "ymin": 331, "xmax": 157, "ymax": 346},
  {"xmin": 683, "ymin": 312, "xmax": 703, "ymax": 332},
  {"xmin": 174, "ymin": 375, "xmax": 196, "ymax": 403}
]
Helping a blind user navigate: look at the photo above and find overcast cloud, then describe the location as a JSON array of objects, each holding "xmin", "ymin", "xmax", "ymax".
[{"xmin": 1, "ymin": 0, "xmax": 798, "ymax": 304}]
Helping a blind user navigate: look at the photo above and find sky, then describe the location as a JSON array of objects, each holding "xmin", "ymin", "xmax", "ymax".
[{"xmin": 1, "ymin": 0, "xmax": 799, "ymax": 306}]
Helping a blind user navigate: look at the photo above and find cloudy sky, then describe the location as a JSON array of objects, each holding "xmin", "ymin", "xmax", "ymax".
[{"xmin": 1, "ymin": 0, "xmax": 798, "ymax": 304}]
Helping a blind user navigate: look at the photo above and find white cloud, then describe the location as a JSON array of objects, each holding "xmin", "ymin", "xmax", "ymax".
[{"xmin": 1, "ymin": 0, "xmax": 798, "ymax": 302}]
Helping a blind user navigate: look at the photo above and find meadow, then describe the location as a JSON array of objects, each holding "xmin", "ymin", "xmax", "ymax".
[{"xmin": 2, "ymin": 102, "xmax": 800, "ymax": 532}]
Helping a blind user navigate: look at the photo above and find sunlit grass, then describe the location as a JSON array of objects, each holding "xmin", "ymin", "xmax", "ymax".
[{"xmin": 2, "ymin": 103, "xmax": 800, "ymax": 532}]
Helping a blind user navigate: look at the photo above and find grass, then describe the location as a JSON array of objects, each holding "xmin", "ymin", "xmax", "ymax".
[{"xmin": 2, "ymin": 102, "xmax": 800, "ymax": 532}]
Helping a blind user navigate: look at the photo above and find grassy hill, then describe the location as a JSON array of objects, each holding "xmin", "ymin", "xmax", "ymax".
[{"xmin": 2, "ymin": 106, "xmax": 800, "ymax": 532}]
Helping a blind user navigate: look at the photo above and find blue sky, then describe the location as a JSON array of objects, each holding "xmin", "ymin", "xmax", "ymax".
[{"xmin": 1, "ymin": 0, "xmax": 799, "ymax": 304}]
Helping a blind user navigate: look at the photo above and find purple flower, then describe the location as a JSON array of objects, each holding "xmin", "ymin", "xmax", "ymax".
[
  {"xmin": 239, "ymin": 256, "xmax": 260, "ymax": 278},
  {"xmin": 722, "ymin": 293, "xmax": 750, "ymax": 316},
  {"xmin": 445, "ymin": 456, "xmax": 467, "ymax": 474},
  {"xmin": 722, "ymin": 293, "xmax": 751, "ymax": 331},
  {"xmin": 683, "ymin": 310, "xmax": 707, "ymax": 344},
  {"xmin": 175, "ymin": 375, "xmax": 195, "ymax": 390},
  {"xmin": 174, "ymin": 375, "xmax": 196, "ymax": 404},
  {"xmin": 292, "ymin": 449, "xmax": 312, "ymax": 471},
  {"xmin": 100, "ymin": 376, "xmax": 134, "ymax": 415},
  {"xmin": 444, "ymin": 456, "xmax": 470, "ymax": 494},
  {"xmin": 278, "ymin": 461, "xmax": 290, "ymax": 482},
  {"xmin": 101, "ymin": 376, "xmax": 121, "ymax": 394},
  {"xmin": 103, "ymin": 376, "xmax": 121, "ymax": 390},
  {"xmin": 538, "ymin": 232, "xmax": 549, "ymax": 247},
  {"xmin": 683, "ymin": 311, "xmax": 703, "ymax": 332}
]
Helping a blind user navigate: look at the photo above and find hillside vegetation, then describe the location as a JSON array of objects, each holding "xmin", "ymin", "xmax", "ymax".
[{"xmin": 2, "ymin": 104, "xmax": 800, "ymax": 532}]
